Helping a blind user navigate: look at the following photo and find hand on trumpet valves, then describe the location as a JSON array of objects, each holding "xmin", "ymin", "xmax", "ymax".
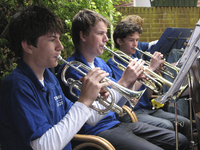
[
  {"xmin": 119, "ymin": 58, "xmax": 145, "ymax": 89},
  {"xmin": 148, "ymin": 51, "xmax": 165, "ymax": 72},
  {"xmin": 78, "ymin": 67, "xmax": 111, "ymax": 107}
]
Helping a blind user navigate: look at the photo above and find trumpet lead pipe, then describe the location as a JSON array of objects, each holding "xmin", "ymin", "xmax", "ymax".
[{"xmin": 134, "ymin": 47, "xmax": 180, "ymax": 73}]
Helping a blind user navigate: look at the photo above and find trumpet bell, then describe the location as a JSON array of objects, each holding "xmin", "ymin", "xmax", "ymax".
[
  {"xmin": 154, "ymin": 84, "xmax": 189, "ymax": 106},
  {"xmin": 127, "ymin": 88, "xmax": 146, "ymax": 108}
]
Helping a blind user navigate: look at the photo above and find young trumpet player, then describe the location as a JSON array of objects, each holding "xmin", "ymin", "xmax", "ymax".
[
  {"xmin": 0, "ymin": 5, "xmax": 111, "ymax": 150},
  {"xmin": 107, "ymin": 21, "xmax": 190, "ymax": 138},
  {"xmin": 56, "ymin": 9, "xmax": 189, "ymax": 150},
  {"xmin": 121, "ymin": 14, "xmax": 158, "ymax": 61}
]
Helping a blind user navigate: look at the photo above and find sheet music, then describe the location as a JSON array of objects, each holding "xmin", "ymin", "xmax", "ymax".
[
  {"xmin": 178, "ymin": 19, "xmax": 200, "ymax": 65},
  {"xmin": 155, "ymin": 30, "xmax": 200, "ymax": 104},
  {"xmin": 191, "ymin": 57, "xmax": 200, "ymax": 83}
]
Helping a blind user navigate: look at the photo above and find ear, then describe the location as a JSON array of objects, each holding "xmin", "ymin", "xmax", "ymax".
[
  {"xmin": 21, "ymin": 41, "xmax": 33, "ymax": 54},
  {"xmin": 80, "ymin": 31, "xmax": 86, "ymax": 42},
  {"xmin": 116, "ymin": 38, "xmax": 122, "ymax": 46}
]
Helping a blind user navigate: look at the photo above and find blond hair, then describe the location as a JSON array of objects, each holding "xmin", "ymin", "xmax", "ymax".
[{"xmin": 121, "ymin": 15, "xmax": 144, "ymax": 27}]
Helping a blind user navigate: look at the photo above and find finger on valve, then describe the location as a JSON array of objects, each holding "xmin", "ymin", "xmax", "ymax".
[{"xmin": 79, "ymin": 68, "xmax": 110, "ymax": 107}]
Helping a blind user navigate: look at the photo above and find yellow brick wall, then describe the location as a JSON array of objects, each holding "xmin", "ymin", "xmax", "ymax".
[{"xmin": 116, "ymin": 7, "xmax": 200, "ymax": 42}]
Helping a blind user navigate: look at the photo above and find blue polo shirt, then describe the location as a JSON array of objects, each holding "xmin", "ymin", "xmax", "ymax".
[
  {"xmin": 0, "ymin": 59, "xmax": 73, "ymax": 150},
  {"xmin": 56, "ymin": 50, "xmax": 120, "ymax": 135},
  {"xmin": 107, "ymin": 55, "xmax": 151, "ymax": 111}
]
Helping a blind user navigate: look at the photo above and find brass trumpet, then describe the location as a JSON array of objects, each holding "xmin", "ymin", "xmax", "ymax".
[
  {"xmin": 134, "ymin": 47, "xmax": 180, "ymax": 77},
  {"xmin": 57, "ymin": 55, "xmax": 145, "ymax": 115},
  {"xmin": 103, "ymin": 45, "xmax": 174, "ymax": 94},
  {"xmin": 144, "ymin": 61, "xmax": 174, "ymax": 79}
]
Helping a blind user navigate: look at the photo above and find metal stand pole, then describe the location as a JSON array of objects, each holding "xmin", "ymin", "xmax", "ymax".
[
  {"xmin": 189, "ymin": 97, "xmax": 195, "ymax": 150},
  {"xmin": 175, "ymin": 101, "xmax": 179, "ymax": 150},
  {"xmin": 188, "ymin": 72, "xmax": 195, "ymax": 150},
  {"xmin": 173, "ymin": 72, "xmax": 193, "ymax": 150}
]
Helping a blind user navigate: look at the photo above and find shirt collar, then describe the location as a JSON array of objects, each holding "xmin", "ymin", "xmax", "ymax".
[
  {"xmin": 17, "ymin": 59, "xmax": 57, "ymax": 91},
  {"xmin": 73, "ymin": 50, "xmax": 97, "ymax": 68}
]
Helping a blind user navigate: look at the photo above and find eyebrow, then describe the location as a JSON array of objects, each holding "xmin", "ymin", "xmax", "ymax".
[{"xmin": 47, "ymin": 34, "xmax": 60, "ymax": 38}]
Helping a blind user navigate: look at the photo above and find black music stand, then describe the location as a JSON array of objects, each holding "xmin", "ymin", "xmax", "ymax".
[
  {"xmin": 155, "ymin": 22, "xmax": 200, "ymax": 149},
  {"xmin": 150, "ymin": 27, "xmax": 193, "ymax": 57}
]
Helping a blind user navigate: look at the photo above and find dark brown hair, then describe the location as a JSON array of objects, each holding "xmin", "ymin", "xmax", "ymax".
[
  {"xmin": 113, "ymin": 21, "xmax": 142, "ymax": 49},
  {"xmin": 8, "ymin": 5, "xmax": 64, "ymax": 59},
  {"xmin": 72, "ymin": 9, "xmax": 110, "ymax": 49}
]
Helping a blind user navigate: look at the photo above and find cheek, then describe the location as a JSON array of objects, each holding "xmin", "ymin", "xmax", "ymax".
[
  {"xmin": 127, "ymin": 43, "xmax": 133, "ymax": 48},
  {"xmin": 92, "ymin": 38, "xmax": 99, "ymax": 45}
]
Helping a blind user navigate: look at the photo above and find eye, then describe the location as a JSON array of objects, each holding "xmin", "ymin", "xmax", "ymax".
[
  {"xmin": 50, "ymin": 39, "xmax": 55, "ymax": 42},
  {"xmin": 98, "ymin": 31, "xmax": 107, "ymax": 36}
]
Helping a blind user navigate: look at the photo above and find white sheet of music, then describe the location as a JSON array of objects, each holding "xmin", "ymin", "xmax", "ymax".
[
  {"xmin": 156, "ymin": 20, "xmax": 200, "ymax": 104},
  {"xmin": 178, "ymin": 19, "xmax": 200, "ymax": 64}
]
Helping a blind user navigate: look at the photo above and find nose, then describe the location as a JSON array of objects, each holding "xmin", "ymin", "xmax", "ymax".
[
  {"xmin": 133, "ymin": 40, "xmax": 138, "ymax": 46},
  {"xmin": 56, "ymin": 40, "xmax": 64, "ymax": 51},
  {"xmin": 103, "ymin": 34, "xmax": 109, "ymax": 43}
]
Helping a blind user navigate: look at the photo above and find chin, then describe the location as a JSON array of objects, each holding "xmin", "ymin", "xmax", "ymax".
[
  {"xmin": 49, "ymin": 62, "xmax": 58, "ymax": 68},
  {"xmin": 100, "ymin": 49, "xmax": 104, "ymax": 54},
  {"xmin": 97, "ymin": 51, "xmax": 103, "ymax": 57},
  {"xmin": 132, "ymin": 50, "xmax": 136, "ymax": 54}
]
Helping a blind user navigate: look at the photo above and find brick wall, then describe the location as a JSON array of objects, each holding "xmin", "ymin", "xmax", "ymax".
[{"xmin": 116, "ymin": 7, "xmax": 200, "ymax": 42}]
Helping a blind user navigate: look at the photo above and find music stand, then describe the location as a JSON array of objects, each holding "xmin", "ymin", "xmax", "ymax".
[
  {"xmin": 155, "ymin": 19, "xmax": 200, "ymax": 150},
  {"xmin": 150, "ymin": 27, "xmax": 193, "ymax": 57}
]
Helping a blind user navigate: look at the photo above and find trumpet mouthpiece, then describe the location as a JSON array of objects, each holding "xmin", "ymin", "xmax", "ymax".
[
  {"xmin": 103, "ymin": 45, "xmax": 107, "ymax": 49},
  {"xmin": 57, "ymin": 55, "xmax": 62, "ymax": 61}
]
